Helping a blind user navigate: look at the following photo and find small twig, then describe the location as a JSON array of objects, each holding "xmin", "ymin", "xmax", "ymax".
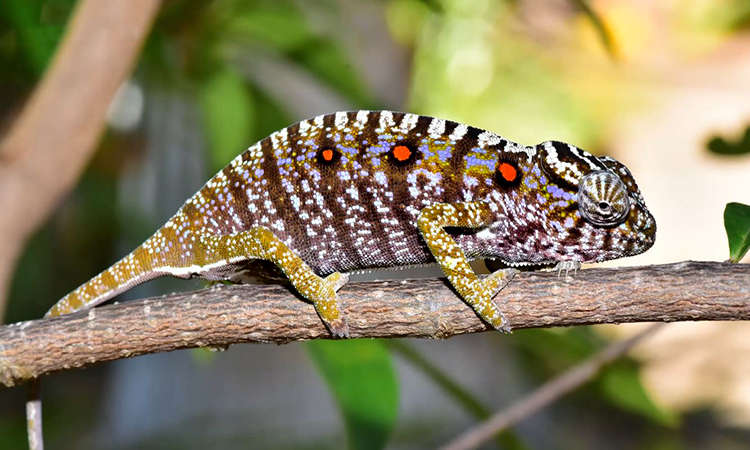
[
  {"xmin": 0, "ymin": 261, "xmax": 748, "ymax": 388},
  {"xmin": 440, "ymin": 323, "xmax": 666, "ymax": 450},
  {"xmin": 26, "ymin": 378, "xmax": 42, "ymax": 450}
]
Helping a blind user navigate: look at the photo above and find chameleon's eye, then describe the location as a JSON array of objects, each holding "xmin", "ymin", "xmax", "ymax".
[{"xmin": 578, "ymin": 170, "xmax": 630, "ymax": 227}]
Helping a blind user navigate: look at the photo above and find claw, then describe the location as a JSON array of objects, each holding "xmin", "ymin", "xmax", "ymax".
[
  {"xmin": 555, "ymin": 261, "xmax": 581, "ymax": 280},
  {"xmin": 326, "ymin": 317, "xmax": 350, "ymax": 338}
]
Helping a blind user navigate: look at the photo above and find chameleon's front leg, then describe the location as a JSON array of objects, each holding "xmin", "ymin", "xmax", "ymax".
[
  {"xmin": 418, "ymin": 202, "xmax": 517, "ymax": 332},
  {"xmin": 248, "ymin": 227, "xmax": 350, "ymax": 337}
]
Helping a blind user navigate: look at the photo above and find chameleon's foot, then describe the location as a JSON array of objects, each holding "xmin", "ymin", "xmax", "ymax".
[
  {"xmin": 325, "ymin": 272, "xmax": 349, "ymax": 292},
  {"xmin": 490, "ymin": 310, "xmax": 511, "ymax": 334},
  {"xmin": 325, "ymin": 316, "xmax": 350, "ymax": 338},
  {"xmin": 486, "ymin": 268, "xmax": 519, "ymax": 297},
  {"xmin": 485, "ymin": 268, "xmax": 517, "ymax": 333},
  {"xmin": 467, "ymin": 271, "xmax": 515, "ymax": 333},
  {"xmin": 313, "ymin": 272, "xmax": 351, "ymax": 338},
  {"xmin": 555, "ymin": 261, "xmax": 581, "ymax": 279},
  {"xmin": 473, "ymin": 287, "xmax": 511, "ymax": 333}
]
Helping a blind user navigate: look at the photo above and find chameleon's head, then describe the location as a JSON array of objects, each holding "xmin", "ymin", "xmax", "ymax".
[{"xmin": 516, "ymin": 141, "xmax": 656, "ymax": 263}]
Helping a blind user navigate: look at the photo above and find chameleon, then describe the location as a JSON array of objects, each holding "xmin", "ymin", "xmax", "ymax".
[
  {"xmin": 45, "ymin": 110, "xmax": 656, "ymax": 335},
  {"xmin": 29, "ymin": 110, "xmax": 656, "ymax": 448}
]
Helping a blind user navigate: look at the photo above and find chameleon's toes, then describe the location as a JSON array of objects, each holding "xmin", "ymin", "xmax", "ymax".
[
  {"xmin": 326, "ymin": 317, "xmax": 350, "ymax": 338},
  {"xmin": 554, "ymin": 261, "xmax": 581, "ymax": 279},
  {"xmin": 490, "ymin": 311, "xmax": 512, "ymax": 334},
  {"xmin": 487, "ymin": 268, "xmax": 519, "ymax": 298},
  {"xmin": 325, "ymin": 272, "xmax": 349, "ymax": 293}
]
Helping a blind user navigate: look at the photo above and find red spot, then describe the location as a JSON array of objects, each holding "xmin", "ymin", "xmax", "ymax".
[
  {"xmin": 498, "ymin": 162, "xmax": 517, "ymax": 182},
  {"xmin": 393, "ymin": 145, "xmax": 412, "ymax": 161},
  {"xmin": 322, "ymin": 149, "xmax": 334, "ymax": 161}
]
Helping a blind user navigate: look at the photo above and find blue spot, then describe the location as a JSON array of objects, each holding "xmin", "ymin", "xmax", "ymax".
[{"xmin": 466, "ymin": 158, "xmax": 494, "ymax": 170}]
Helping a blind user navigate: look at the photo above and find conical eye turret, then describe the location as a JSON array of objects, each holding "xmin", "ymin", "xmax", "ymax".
[{"xmin": 578, "ymin": 170, "xmax": 630, "ymax": 227}]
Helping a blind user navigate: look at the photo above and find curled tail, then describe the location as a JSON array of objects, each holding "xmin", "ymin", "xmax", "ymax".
[{"xmin": 46, "ymin": 236, "xmax": 169, "ymax": 317}]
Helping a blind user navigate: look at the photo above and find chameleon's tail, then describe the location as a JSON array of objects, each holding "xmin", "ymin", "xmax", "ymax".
[{"xmin": 45, "ymin": 237, "xmax": 167, "ymax": 317}]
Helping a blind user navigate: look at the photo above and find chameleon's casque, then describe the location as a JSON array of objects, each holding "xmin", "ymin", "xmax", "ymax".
[{"xmin": 47, "ymin": 110, "xmax": 655, "ymax": 333}]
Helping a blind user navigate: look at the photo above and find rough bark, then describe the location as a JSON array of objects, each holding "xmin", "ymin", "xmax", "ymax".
[{"xmin": 1, "ymin": 261, "xmax": 748, "ymax": 387}]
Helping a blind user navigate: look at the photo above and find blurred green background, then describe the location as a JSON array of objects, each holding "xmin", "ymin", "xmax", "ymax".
[{"xmin": 2, "ymin": 0, "xmax": 750, "ymax": 448}]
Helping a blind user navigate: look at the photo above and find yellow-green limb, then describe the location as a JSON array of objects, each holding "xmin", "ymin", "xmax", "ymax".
[{"xmin": 417, "ymin": 201, "xmax": 517, "ymax": 332}]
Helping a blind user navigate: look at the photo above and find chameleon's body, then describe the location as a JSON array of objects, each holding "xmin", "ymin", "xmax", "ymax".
[{"xmin": 47, "ymin": 110, "xmax": 656, "ymax": 335}]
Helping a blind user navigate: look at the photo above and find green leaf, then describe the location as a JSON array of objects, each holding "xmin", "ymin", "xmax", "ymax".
[
  {"xmin": 707, "ymin": 126, "xmax": 750, "ymax": 155},
  {"xmin": 227, "ymin": 6, "xmax": 314, "ymax": 52},
  {"xmin": 599, "ymin": 361, "xmax": 678, "ymax": 427},
  {"xmin": 307, "ymin": 339, "xmax": 399, "ymax": 450},
  {"xmin": 0, "ymin": 0, "xmax": 63, "ymax": 75},
  {"xmin": 724, "ymin": 202, "xmax": 750, "ymax": 262},
  {"xmin": 199, "ymin": 67, "xmax": 255, "ymax": 172}
]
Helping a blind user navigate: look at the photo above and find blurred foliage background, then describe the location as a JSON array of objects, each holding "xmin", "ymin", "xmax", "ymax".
[{"xmin": 1, "ymin": 0, "xmax": 750, "ymax": 448}]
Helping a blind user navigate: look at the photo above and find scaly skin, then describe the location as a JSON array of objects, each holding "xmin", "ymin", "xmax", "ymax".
[{"xmin": 47, "ymin": 110, "xmax": 656, "ymax": 334}]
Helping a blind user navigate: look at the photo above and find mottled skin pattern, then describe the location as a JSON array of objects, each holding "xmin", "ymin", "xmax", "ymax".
[{"xmin": 47, "ymin": 110, "xmax": 656, "ymax": 335}]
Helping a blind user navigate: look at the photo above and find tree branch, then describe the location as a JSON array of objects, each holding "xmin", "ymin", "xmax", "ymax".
[{"xmin": 1, "ymin": 261, "xmax": 748, "ymax": 387}]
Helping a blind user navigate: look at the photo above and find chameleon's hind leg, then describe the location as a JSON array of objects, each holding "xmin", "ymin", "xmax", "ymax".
[
  {"xmin": 418, "ymin": 202, "xmax": 518, "ymax": 332},
  {"xmin": 207, "ymin": 227, "xmax": 350, "ymax": 337}
]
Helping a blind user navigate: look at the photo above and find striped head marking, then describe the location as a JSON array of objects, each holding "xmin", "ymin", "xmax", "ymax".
[{"xmin": 508, "ymin": 141, "xmax": 657, "ymax": 263}]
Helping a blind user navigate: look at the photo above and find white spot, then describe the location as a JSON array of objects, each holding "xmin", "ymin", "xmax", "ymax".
[
  {"xmin": 298, "ymin": 120, "xmax": 311, "ymax": 136},
  {"xmin": 378, "ymin": 111, "xmax": 395, "ymax": 132},
  {"xmin": 335, "ymin": 111, "xmax": 348, "ymax": 129},
  {"xmin": 449, "ymin": 124, "xmax": 468, "ymax": 141},
  {"xmin": 396, "ymin": 113, "xmax": 418, "ymax": 134},
  {"xmin": 355, "ymin": 110, "xmax": 370, "ymax": 128},
  {"xmin": 478, "ymin": 131, "xmax": 501, "ymax": 147},
  {"xmin": 428, "ymin": 118, "xmax": 446, "ymax": 139}
]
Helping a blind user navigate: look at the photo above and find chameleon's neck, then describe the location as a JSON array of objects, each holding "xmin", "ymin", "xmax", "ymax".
[{"xmin": 45, "ymin": 231, "xmax": 174, "ymax": 317}]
